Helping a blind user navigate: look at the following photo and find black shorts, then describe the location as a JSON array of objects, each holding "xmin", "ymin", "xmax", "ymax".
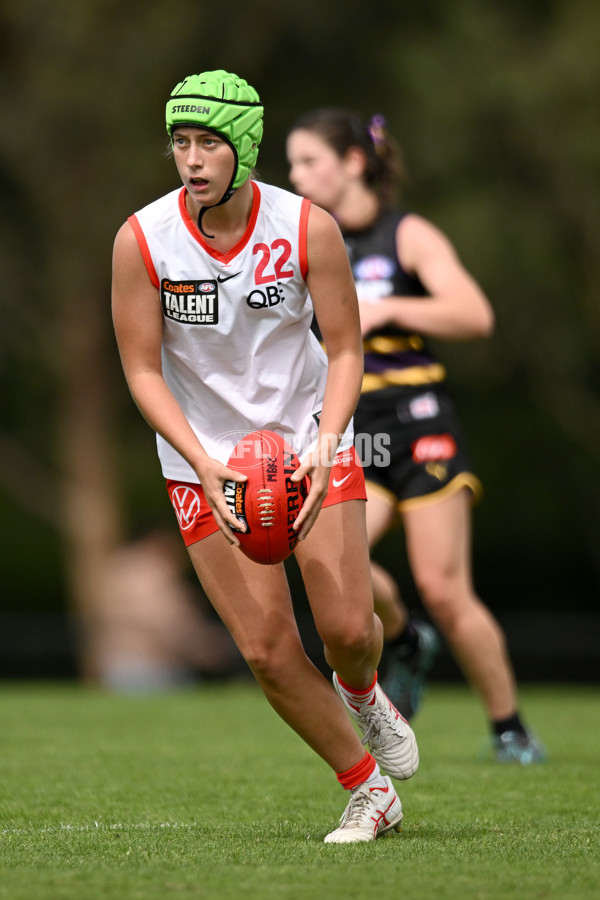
[{"xmin": 353, "ymin": 384, "xmax": 482, "ymax": 511}]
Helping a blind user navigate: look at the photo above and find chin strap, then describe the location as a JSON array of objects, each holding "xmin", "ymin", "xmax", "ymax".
[{"xmin": 197, "ymin": 186, "xmax": 237, "ymax": 239}]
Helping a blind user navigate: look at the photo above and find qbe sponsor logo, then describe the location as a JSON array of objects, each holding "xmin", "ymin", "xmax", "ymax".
[
  {"xmin": 246, "ymin": 283, "xmax": 286, "ymax": 309},
  {"xmin": 161, "ymin": 279, "xmax": 218, "ymax": 324},
  {"xmin": 170, "ymin": 485, "xmax": 201, "ymax": 530}
]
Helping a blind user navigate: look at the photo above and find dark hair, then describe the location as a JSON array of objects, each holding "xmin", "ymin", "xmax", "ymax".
[{"xmin": 288, "ymin": 108, "xmax": 404, "ymax": 208}]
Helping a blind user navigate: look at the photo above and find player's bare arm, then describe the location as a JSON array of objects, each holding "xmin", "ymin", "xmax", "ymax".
[
  {"xmin": 358, "ymin": 214, "xmax": 494, "ymax": 340},
  {"xmin": 111, "ymin": 222, "xmax": 245, "ymax": 542},
  {"xmin": 292, "ymin": 205, "xmax": 364, "ymax": 539}
]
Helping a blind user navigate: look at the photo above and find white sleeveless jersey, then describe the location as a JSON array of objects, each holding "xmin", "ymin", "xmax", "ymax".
[{"xmin": 129, "ymin": 181, "xmax": 352, "ymax": 482}]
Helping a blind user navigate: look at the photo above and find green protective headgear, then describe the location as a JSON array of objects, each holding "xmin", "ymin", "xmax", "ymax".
[{"xmin": 165, "ymin": 69, "xmax": 264, "ymax": 190}]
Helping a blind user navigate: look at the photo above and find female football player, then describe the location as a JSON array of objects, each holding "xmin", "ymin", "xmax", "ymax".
[
  {"xmin": 112, "ymin": 70, "xmax": 419, "ymax": 843},
  {"xmin": 286, "ymin": 108, "xmax": 545, "ymax": 764}
]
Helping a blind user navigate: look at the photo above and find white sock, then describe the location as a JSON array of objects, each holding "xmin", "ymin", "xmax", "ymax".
[
  {"xmin": 336, "ymin": 673, "xmax": 377, "ymax": 711},
  {"xmin": 363, "ymin": 761, "xmax": 388, "ymax": 792}
]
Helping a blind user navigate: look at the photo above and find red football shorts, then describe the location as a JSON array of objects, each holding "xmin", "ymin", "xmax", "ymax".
[{"xmin": 167, "ymin": 446, "xmax": 366, "ymax": 547}]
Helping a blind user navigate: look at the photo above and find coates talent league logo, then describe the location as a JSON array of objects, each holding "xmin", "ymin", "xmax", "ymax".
[{"xmin": 161, "ymin": 279, "xmax": 218, "ymax": 324}]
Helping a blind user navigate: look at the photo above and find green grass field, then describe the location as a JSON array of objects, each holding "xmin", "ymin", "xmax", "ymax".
[{"xmin": 1, "ymin": 682, "xmax": 598, "ymax": 900}]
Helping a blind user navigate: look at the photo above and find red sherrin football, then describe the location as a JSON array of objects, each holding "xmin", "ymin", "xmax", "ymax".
[{"xmin": 223, "ymin": 430, "xmax": 308, "ymax": 565}]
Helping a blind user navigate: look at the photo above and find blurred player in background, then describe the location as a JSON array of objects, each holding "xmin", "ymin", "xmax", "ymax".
[
  {"xmin": 87, "ymin": 529, "xmax": 242, "ymax": 691},
  {"xmin": 112, "ymin": 70, "xmax": 420, "ymax": 842},
  {"xmin": 287, "ymin": 108, "xmax": 545, "ymax": 764}
]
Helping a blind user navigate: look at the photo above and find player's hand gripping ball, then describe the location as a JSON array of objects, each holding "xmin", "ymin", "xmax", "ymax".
[{"xmin": 223, "ymin": 430, "xmax": 308, "ymax": 565}]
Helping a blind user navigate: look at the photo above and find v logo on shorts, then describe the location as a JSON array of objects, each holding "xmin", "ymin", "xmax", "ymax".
[{"xmin": 171, "ymin": 485, "xmax": 201, "ymax": 530}]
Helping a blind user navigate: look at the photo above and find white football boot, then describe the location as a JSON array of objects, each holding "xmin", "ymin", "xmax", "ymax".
[
  {"xmin": 324, "ymin": 776, "xmax": 403, "ymax": 843},
  {"xmin": 333, "ymin": 673, "xmax": 419, "ymax": 780}
]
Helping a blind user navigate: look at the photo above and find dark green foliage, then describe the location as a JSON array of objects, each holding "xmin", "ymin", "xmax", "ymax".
[{"xmin": 0, "ymin": 1, "xmax": 598, "ymax": 634}]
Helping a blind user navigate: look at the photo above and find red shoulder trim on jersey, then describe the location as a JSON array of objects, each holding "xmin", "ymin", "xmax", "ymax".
[
  {"xmin": 299, "ymin": 197, "xmax": 310, "ymax": 281},
  {"xmin": 178, "ymin": 182, "xmax": 261, "ymax": 264},
  {"xmin": 127, "ymin": 214, "xmax": 159, "ymax": 288}
]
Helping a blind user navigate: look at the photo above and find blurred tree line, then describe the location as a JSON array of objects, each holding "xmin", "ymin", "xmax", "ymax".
[{"xmin": 0, "ymin": 0, "xmax": 598, "ymax": 678}]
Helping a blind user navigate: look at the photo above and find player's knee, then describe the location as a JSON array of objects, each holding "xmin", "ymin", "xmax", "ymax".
[
  {"xmin": 322, "ymin": 619, "xmax": 375, "ymax": 660},
  {"xmin": 415, "ymin": 569, "xmax": 462, "ymax": 624},
  {"xmin": 241, "ymin": 630, "xmax": 303, "ymax": 686}
]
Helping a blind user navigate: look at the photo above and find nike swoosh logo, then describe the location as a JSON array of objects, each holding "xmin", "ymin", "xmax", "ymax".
[
  {"xmin": 332, "ymin": 473, "xmax": 352, "ymax": 488},
  {"xmin": 217, "ymin": 272, "xmax": 242, "ymax": 283}
]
